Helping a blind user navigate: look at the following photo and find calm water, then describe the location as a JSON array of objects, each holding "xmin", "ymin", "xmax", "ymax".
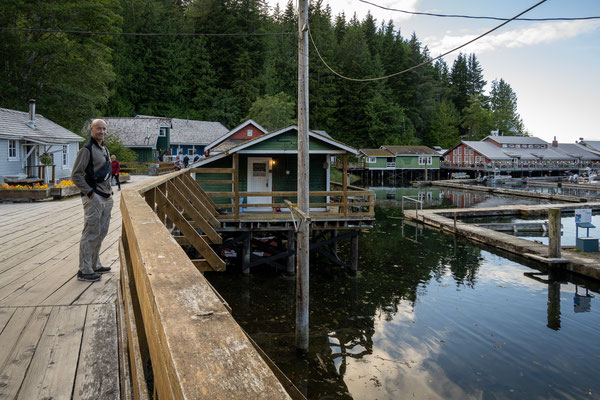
[
  {"xmin": 371, "ymin": 186, "xmax": 547, "ymax": 209},
  {"xmin": 205, "ymin": 194, "xmax": 600, "ymax": 399}
]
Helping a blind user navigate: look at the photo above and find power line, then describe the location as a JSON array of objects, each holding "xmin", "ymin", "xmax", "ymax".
[
  {"xmin": 309, "ymin": 0, "xmax": 549, "ymax": 82},
  {"xmin": 0, "ymin": 27, "xmax": 294, "ymax": 37},
  {"xmin": 359, "ymin": 0, "xmax": 600, "ymax": 21}
]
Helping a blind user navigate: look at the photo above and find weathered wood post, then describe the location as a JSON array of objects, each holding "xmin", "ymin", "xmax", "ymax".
[
  {"xmin": 297, "ymin": 0, "xmax": 310, "ymax": 351},
  {"xmin": 350, "ymin": 232, "xmax": 359, "ymax": 276},
  {"xmin": 454, "ymin": 212, "xmax": 457, "ymax": 233},
  {"xmin": 287, "ymin": 230, "xmax": 296, "ymax": 276},
  {"xmin": 233, "ymin": 153, "xmax": 239, "ymax": 220},
  {"xmin": 548, "ymin": 208, "xmax": 561, "ymax": 258},
  {"xmin": 242, "ymin": 232, "xmax": 251, "ymax": 276}
]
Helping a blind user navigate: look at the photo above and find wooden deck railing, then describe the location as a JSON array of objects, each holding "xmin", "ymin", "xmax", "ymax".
[
  {"xmin": 118, "ymin": 169, "xmax": 297, "ymax": 399},
  {"xmin": 191, "ymin": 167, "xmax": 375, "ymax": 220},
  {"xmin": 121, "ymin": 161, "xmax": 175, "ymax": 175}
]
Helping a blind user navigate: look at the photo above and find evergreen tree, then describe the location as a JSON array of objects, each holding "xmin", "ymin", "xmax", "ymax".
[
  {"xmin": 428, "ymin": 99, "xmax": 461, "ymax": 148},
  {"xmin": 450, "ymin": 53, "xmax": 469, "ymax": 115},
  {"xmin": 466, "ymin": 53, "xmax": 486, "ymax": 99},
  {"xmin": 489, "ymin": 78, "xmax": 524, "ymax": 135},
  {"xmin": 462, "ymin": 95, "xmax": 493, "ymax": 140},
  {"xmin": 246, "ymin": 92, "xmax": 295, "ymax": 131},
  {"xmin": 0, "ymin": 0, "xmax": 122, "ymax": 131}
]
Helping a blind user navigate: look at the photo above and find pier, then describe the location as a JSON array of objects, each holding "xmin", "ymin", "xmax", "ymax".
[
  {"xmin": 403, "ymin": 202, "xmax": 600, "ymax": 280},
  {"xmin": 0, "ymin": 166, "xmax": 374, "ymax": 399}
]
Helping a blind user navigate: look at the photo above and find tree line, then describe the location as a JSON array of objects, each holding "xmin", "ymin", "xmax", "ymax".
[{"xmin": 0, "ymin": 0, "xmax": 525, "ymax": 151}]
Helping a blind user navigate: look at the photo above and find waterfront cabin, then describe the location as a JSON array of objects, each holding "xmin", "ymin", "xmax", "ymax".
[
  {"xmin": 357, "ymin": 145, "xmax": 441, "ymax": 183},
  {"xmin": 193, "ymin": 125, "xmax": 373, "ymax": 218},
  {"xmin": 381, "ymin": 145, "xmax": 441, "ymax": 171},
  {"xmin": 0, "ymin": 101, "xmax": 83, "ymax": 184},
  {"xmin": 358, "ymin": 148, "xmax": 396, "ymax": 170},
  {"xmin": 204, "ymin": 119, "xmax": 267, "ymax": 156}
]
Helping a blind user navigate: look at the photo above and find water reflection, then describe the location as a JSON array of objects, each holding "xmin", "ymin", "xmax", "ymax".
[
  {"xmin": 374, "ymin": 186, "xmax": 547, "ymax": 209},
  {"xmin": 205, "ymin": 206, "xmax": 600, "ymax": 399}
]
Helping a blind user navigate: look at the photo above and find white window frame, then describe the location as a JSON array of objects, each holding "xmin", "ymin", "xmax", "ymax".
[
  {"xmin": 8, "ymin": 140, "xmax": 19, "ymax": 161},
  {"xmin": 247, "ymin": 129, "xmax": 253, "ymax": 137},
  {"xmin": 502, "ymin": 144, "xmax": 507, "ymax": 148},
  {"xmin": 188, "ymin": 148, "xmax": 194, "ymax": 155},
  {"xmin": 475, "ymin": 156, "xmax": 482, "ymax": 163},
  {"xmin": 158, "ymin": 127, "xmax": 167, "ymax": 137},
  {"xmin": 366, "ymin": 156, "xmax": 376, "ymax": 164},
  {"xmin": 418, "ymin": 156, "xmax": 433, "ymax": 165},
  {"xmin": 62, "ymin": 145, "xmax": 68, "ymax": 168},
  {"xmin": 457, "ymin": 147, "xmax": 462, "ymax": 155},
  {"xmin": 469, "ymin": 156, "xmax": 474, "ymax": 164}
]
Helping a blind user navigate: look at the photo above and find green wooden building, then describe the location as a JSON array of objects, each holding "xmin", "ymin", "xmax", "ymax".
[
  {"xmin": 359, "ymin": 145, "xmax": 440, "ymax": 170},
  {"xmin": 193, "ymin": 125, "xmax": 360, "ymax": 212},
  {"xmin": 358, "ymin": 145, "xmax": 441, "ymax": 184}
]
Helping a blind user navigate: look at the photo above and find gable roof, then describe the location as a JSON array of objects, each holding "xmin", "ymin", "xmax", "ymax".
[
  {"xmin": 101, "ymin": 116, "xmax": 171, "ymax": 148},
  {"xmin": 204, "ymin": 119, "xmax": 267, "ymax": 152},
  {"xmin": 555, "ymin": 143, "xmax": 600, "ymax": 160},
  {"xmin": 580, "ymin": 141, "xmax": 600, "ymax": 153},
  {"xmin": 483, "ymin": 135, "xmax": 548, "ymax": 145},
  {"xmin": 194, "ymin": 125, "xmax": 356, "ymax": 167},
  {"xmin": 448, "ymin": 140, "xmax": 575, "ymax": 161},
  {"xmin": 381, "ymin": 145, "xmax": 439, "ymax": 155},
  {"xmin": 358, "ymin": 148, "xmax": 394, "ymax": 157},
  {"xmin": 0, "ymin": 107, "xmax": 83, "ymax": 144},
  {"xmin": 169, "ymin": 118, "xmax": 228, "ymax": 145}
]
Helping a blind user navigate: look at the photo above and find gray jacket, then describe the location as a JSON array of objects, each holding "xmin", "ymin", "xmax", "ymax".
[{"xmin": 72, "ymin": 139, "xmax": 113, "ymax": 198}]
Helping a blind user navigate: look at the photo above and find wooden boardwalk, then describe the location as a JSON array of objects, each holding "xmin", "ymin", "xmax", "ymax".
[{"xmin": 0, "ymin": 176, "xmax": 154, "ymax": 400}]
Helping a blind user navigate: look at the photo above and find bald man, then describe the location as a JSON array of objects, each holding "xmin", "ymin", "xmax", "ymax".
[{"xmin": 71, "ymin": 119, "xmax": 114, "ymax": 282}]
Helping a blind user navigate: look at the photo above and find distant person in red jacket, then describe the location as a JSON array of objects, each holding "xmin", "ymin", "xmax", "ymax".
[{"xmin": 110, "ymin": 155, "xmax": 121, "ymax": 191}]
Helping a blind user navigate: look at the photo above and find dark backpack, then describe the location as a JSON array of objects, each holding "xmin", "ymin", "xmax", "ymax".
[{"xmin": 84, "ymin": 140, "xmax": 111, "ymax": 197}]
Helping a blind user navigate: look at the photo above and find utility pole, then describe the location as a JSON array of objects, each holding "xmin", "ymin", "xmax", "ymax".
[{"xmin": 296, "ymin": 0, "xmax": 310, "ymax": 351}]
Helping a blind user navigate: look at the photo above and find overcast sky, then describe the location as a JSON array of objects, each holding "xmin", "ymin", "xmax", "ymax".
[{"xmin": 268, "ymin": 0, "xmax": 600, "ymax": 143}]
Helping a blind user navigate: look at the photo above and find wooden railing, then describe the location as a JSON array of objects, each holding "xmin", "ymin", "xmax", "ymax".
[
  {"xmin": 24, "ymin": 164, "xmax": 55, "ymax": 182},
  {"xmin": 191, "ymin": 167, "xmax": 375, "ymax": 220},
  {"xmin": 119, "ymin": 169, "xmax": 297, "ymax": 399},
  {"xmin": 121, "ymin": 161, "xmax": 175, "ymax": 175}
]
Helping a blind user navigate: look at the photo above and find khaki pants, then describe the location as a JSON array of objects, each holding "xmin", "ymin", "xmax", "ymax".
[{"xmin": 79, "ymin": 194, "xmax": 113, "ymax": 274}]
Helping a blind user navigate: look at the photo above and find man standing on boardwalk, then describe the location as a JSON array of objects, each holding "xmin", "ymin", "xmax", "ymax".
[{"xmin": 71, "ymin": 119, "xmax": 113, "ymax": 282}]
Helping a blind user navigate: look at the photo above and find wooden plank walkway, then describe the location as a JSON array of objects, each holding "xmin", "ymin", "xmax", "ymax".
[{"xmin": 0, "ymin": 176, "xmax": 154, "ymax": 400}]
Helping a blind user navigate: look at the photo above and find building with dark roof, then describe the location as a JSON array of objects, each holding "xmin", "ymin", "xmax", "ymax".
[
  {"xmin": 1, "ymin": 101, "xmax": 84, "ymax": 184},
  {"xmin": 98, "ymin": 115, "xmax": 228, "ymax": 162}
]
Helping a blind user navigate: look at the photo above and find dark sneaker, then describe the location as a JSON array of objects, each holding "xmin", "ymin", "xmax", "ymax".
[
  {"xmin": 94, "ymin": 266, "xmax": 111, "ymax": 274},
  {"xmin": 77, "ymin": 271, "xmax": 101, "ymax": 282}
]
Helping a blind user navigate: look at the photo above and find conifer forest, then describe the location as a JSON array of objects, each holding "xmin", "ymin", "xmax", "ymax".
[{"xmin": 0, "ymin": 0, "xmax": 525, "ymax": 149}]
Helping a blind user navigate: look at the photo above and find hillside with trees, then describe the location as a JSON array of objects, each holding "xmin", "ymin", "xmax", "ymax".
[{"xmin": 0, "ymin": 0, "xmax": 525, "ymax": 149}]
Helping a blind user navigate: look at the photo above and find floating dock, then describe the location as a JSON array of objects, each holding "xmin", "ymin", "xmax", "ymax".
[
  {"xmin": 403, "ymin": 202, "xmax": 600, "ymax": 280},
  {"xmin": 432, "ymin": 180, "xmax": 589, "ymax": 202}
]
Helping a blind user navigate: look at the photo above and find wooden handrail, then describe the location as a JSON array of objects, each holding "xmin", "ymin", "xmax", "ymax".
[{"xmin": 120, "ymin": 173, "xmax": 294, "ymax": 399}]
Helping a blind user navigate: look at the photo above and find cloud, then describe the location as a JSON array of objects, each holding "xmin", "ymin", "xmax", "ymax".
[{"xmin": 425, "ymin": 20, "xmax": 600, "ymax": 56}]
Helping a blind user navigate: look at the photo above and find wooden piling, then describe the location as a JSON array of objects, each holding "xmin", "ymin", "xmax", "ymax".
[
  {"xmin": 548, "ymin": 208, "xmax": 561, "ymax": 258},
  {"xmin": 242, "ymin": 232, "xmax": 251, "ymax": 276},
  {"xmin": 350, "ymin": 233, "xmax": 359, "ymax": 276},
  {"xmin": 287, "ymin": 230, "xmax": 296, "ymax": 276}
]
